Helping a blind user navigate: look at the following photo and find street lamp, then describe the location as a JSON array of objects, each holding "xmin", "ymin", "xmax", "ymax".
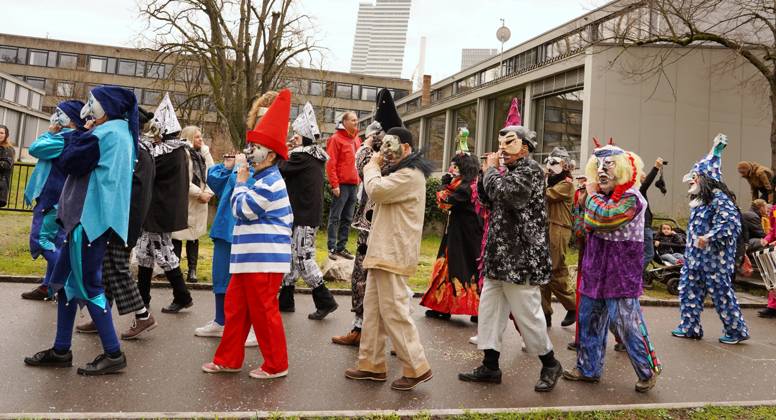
[{"xmin": 496, "ymin": 19, "xmax": 511, "ymax": 78}]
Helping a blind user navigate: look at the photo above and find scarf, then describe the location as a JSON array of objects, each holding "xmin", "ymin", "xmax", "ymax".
[
  {"xmin": 547, "ymin": 171, "xmax": 570, "ymax": 188},
  {"xmin": 189, "ymin": 146, "xmax": 207, "ymax": 188}
]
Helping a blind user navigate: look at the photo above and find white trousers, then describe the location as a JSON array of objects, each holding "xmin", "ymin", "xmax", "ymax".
[{"xmin": 477, "ymin": 278, "xmax": 553, "ymax": 356}]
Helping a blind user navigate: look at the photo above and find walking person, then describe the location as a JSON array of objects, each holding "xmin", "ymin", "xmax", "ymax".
[
  {"xmin": 201, "ymin": 89, "xmax": 293, "ymax": 379},
  {"xmin": 344, "ymin": 127, "xmax": 434, "ymax": 391},
  {"xmin": 172, "ymin": 125, "xmax": 215, "ymax": 283},
  {"xmin": 24, "ymin": 86, "xmax": 138, "ymax": 375},
  {"xmin": 458, "ymin": 126, "xmax": 563, "ymax": 392},
  {"xmin": 0, "ymin": 124, "xmax": 14, "ymax": 207},
  {"xmin": 21, "ymin": 101, "xmax": 83, "ymax": 300},
  {"xmin": 278, "ymin": 102, "xmax": 338, "ymax": 320},
  {"xmin": 325, "ymin": 111, "xmax": 361, "ymax": 260}
]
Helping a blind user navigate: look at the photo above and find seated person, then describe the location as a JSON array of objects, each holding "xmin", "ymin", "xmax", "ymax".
[
  {"xmin": 742, "ymin": 199, "xmax": 768, "ymax": 256},
  {"xmin": 654, "ymin": 223, "xmax": 686, "ymax": 266}
]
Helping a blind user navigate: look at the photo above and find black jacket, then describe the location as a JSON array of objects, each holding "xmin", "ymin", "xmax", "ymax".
[
  {"xmin": 278, "ymin": 145, "xmax": 328, "ymax": 228},
  {"xmin": 741, "ymin": 209, "xmax": 765, "ymax": 242},
  {"xmin": 655, "ymin": 231, "xmax": 685, "ymax": 255},
  {"xmin": 143, "ymin": 144, "xmax": 189, "ymax": 233},
  {"xmin": 639, "ymin": 166, "xmax": 658, "ymax": 228},
  {"xmin": 127, "ymin": 143, "xmax": 155, "ymax": 246}
]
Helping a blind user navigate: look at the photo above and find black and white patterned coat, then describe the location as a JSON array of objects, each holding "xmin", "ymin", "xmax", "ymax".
[{"xmin": 479, "ymin": 156, "xmax": 552, "ymax": 286}]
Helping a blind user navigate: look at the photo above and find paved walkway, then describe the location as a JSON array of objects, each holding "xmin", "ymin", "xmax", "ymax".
[{"xmin": 2, "ymin": 282, "xmax": 775, "ymax": 415}]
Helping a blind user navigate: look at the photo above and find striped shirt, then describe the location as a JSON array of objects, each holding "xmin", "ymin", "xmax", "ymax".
[{"xmin": 230, "ymin": 165, "xmax": 293, "ymax": 273}]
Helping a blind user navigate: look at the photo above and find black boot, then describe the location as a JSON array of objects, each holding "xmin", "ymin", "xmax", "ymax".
[
  {"xmin": 161, "ymin": 268, "xmax": 192, "ymax": 313},
  {"xmin": 186, "ymin": 240, "xmax": 199, "ymax": 283},
  {"xmin": 279, "ymin": 285, "xmax": 296, "ymax": 312},
  {"xmin": 561, "ymin": 310, "xmax": 576, "ymax": 327},
  {"xmin": 77, "ymin": 352, "xmax": 127, "ymax": 375},
  {"xmin": 137, "ymin": 266, "xmax": 153, "ymax": 308},
  {"xmin": 309, "ymin": 285, "xmax": 338, "ymax": 320}
]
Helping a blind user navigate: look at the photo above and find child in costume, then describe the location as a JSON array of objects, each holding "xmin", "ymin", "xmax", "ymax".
[
  {"xmin": 562, "ymin": 138, "xmax": 661, "ymax": 393},
  {"xmin": 201, "ymin": 89, "xmax": 293, "ymax": 379},
  {"xmin": 21, "ymin": 100, "xmax": 84, "ymax": 300},
  {"xmin": 24, "ymin": 86, "xmax": 138, "ymax": 375},
  {"xmin": 278, "ymin": 102, "xmax": 338, "ymax": 320},
  {"xmin": 671, "ymin": 134, "xmax": 750, "ymax": 344}
]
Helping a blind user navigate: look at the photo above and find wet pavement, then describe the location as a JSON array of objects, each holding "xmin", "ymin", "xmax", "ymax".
[{"xmin": 2, "ymin": 282, "xmax": 776, "ymax": 414}]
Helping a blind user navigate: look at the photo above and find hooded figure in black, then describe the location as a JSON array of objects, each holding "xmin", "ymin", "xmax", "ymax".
[
  {"xmin": 277, "ymin": 102, "xmax": 339, "ymax": 320},
  {"xmin": 134, "ymin": 94, "xmax": 192, "ymax": 314}
]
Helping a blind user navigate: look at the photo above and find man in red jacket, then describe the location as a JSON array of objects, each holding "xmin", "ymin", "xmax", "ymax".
[{"xmin": 326, "ymin": 111, "xmax": 361, "ymax": 260}]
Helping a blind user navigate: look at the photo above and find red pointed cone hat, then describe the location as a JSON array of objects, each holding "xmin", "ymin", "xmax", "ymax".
[{"xmin": 246, "ymin": 88, "xmax": 291, "ymax": 160}]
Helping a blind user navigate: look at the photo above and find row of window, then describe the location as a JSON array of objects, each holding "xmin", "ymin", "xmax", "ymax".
[
  {"xmin": 0, "ymin": 77, "xmax": 42, "ymax": 111},
  {"xmin": 279, "ymin": 78, "xmax": 407, "ymax": 102}
]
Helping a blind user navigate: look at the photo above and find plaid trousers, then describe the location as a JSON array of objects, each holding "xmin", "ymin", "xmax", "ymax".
[{"xmin": 103, "ymin": 241, "xmax": 146, "ymax": 315}]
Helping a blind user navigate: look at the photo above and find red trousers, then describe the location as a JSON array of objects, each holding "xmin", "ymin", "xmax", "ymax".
[{"xmin": 213, "ymin": 273, "xmax": 288, "ymax": 374}]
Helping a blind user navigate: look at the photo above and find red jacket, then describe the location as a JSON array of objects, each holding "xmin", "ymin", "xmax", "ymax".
[{"xmin": 326, "ymin": 129, "xmax": 361, "ymax": 188}]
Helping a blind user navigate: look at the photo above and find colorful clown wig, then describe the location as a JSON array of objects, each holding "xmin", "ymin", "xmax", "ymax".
[{"xmin": 584, "ymin": 138, "xmax": 645, "ymax": 202}]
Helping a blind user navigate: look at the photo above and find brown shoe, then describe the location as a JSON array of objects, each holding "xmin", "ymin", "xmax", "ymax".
[
  {"xmin": 391, "ymin": 369, "xmax": 433, "ymax": 391},
  {"xmin": 121, "ymin": 314, "xmax": 158, "ymax": 340},
  {"xmin": 344, "ymin": 368, "xmax": 387, "ymax": 381},
  {"xmin": 76, "ymin": 320, "xmax": 97, "ymax": 334},
  {"xmin": 21, "ymin": 286, "xmax": 49, "ymax": 301},
  {"xmin": 332, "ymin": 330, "xmax": 361, "ymax": 346}
]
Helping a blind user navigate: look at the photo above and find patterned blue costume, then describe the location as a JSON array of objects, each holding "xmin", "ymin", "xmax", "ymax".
[{"xmin": 673, "ymin": 135, "xmax": 749, "ymax": 344}]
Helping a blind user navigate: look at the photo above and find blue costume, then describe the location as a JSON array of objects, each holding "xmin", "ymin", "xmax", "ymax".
[
  {"xmin": 49, "ymin": 87, "xmax": 138, "ymax": 362},
  {"xmin": 673, "ymin": 135, "xmax": 749, "ymax": 343},
  {"xmin": 23, "ymin": 101, "xmax": 84, "ymax": 290},
  {"xmin": 207, "ymin": 163, "xmax": 252, "ymax": 325}
]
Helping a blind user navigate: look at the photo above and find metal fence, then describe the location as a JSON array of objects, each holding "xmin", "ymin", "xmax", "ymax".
[{"xmin": 2, "ymin": 162, "xmax": 34, "ymax": 213}]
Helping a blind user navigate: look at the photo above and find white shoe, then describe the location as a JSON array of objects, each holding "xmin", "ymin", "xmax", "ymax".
[
  {"xmin": 245, "ymin": 328, "xmax": 258, "ymax": 347},
  {"xmin": 469, "ymin": 335, "xmax": 478, "ymax": 345},
  {"xmin": 195, "ymin": 320, "xmax": 224, "ymax": 337}
]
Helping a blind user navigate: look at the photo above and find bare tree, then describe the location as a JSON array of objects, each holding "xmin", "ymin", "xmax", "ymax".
[
  {"xmin": 139, "ymin": 0, "xmax": 321, "ymax": 148},
  {"xmin": 597, "ymin": 0, "xmax": 776, "ymax": 168}
]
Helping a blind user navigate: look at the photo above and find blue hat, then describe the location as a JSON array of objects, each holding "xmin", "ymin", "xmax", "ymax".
[
  {"xmin": 688, "ymin": 134, "xmax": 727, "ymax": 182},
  {"xmin": 56, "ymin": 100, "xmax": 86, "ymax": 130},
  {"xmin": 91, "ymin": 86, "xmax": 139, "ymax": 146}
]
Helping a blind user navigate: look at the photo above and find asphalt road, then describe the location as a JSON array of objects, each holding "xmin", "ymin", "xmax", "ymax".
[{"xmin": 2, "ymin": 282, "xmax": 775, "ymax": 414}]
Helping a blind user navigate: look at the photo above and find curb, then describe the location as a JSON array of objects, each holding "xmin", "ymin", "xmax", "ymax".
[
  {"xmin": 3, "ymin": 399, "xmax": 776, "ymax": 419},
  {"xmin": 1, "ymin": 275, "xmax": 767, "ymax": 309}
]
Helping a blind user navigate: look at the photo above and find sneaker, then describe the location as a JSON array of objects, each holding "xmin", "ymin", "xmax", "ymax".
[
  {"xmin": 332, "ymin": 330, "xmax": 361, "ymax": 346},
  {"xmin": 24, "ymin": 348, "xmax": 72, "ymax": 368},
  {"xmin": 424, "ymin": 310, "xmax": 451, "ymax": 320},
  {"xmin": 719, "ymin": 335, "xmax": 750, "ymax": 345},
  {"xmin": 613, "ymin": 343, "xmax": 627, "ymax": 352},
  {"xmin": 561, "ymin": 311, "xmax": 576, "ymax": 327},
  {"xmin": 120, "ymin": 315, "xmax": 158, "ymax": 340},
  {"xmin": 458, "ymin": 365, "xmax": 502, "ymax": 384},
  {"xmin": 470, "ymin": 316, "xmax": 478, "ymax": 323},
  {"xmin": 561, "ymin": 367, "xmax": 600, "ymax": 383},
  {"xmin": 468, "ymin": 335, "xmax": 478, "ymax": 345},
  {"xmin": 328, "ymin": 250, "xmax": 339, "ymax": 260},
  {"xmin": 758, "ymin": 307, "xmax": 776, "ymax": 318},
  {"xmin": 567, "ymin": 341, "xmax": 577, "ymax": 351},
  {"xmin": 161, "ymin": 300, "xmax": 193, "ymax": 314},
  {"xmin": 195, "ymin": 320, "xmax": 224, "ymax": 338},
  {"xmin": 345, "ymin": 368, "xmax": 387, "ymax": 381},
  {"xmin": 202, "ymin": 362, "xmax": 240, "ymax": 373},
  {"xmin": 671, "ymin": 328, "xmax": 702, "ymax": 340},
  {"xmin": 245, "ymin": 329, "xmax": 258, "ymax": 347},
  {"xmin": 76, "ymin": 320, "xmax": 97, "ymax": 334},
  {"xmin": 391, "ymin": 369, "xmax": 433, "ymax": 391},
  {"xmin": 77, "ymin": 352, "xmax": 127, "ymax": 376},
  {"xmin": 336, "ymin": 249, "xmax": 356, "ymax": 260},
  {"xmin": 635, "ymin": 373, "xmax": 658, "ymax": 393},
  {"xmin": 249, "ymin": 368, "xmax": 288, "ymax": 379},
  {"xmin": 535, "ymin": 362, "xmax": 563, "ymax": 392},
  {"xmin": 21, "ymin": 285, "xmax": 49, "ymax": 301}
]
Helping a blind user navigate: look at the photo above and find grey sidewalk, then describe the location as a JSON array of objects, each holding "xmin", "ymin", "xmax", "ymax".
[{"xmin": 1, "ymin": 282, "xmax": 775, "ymax": 415}]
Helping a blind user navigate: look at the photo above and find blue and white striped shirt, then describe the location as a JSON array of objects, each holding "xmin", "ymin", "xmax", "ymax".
[{"xmin": 230, "ymin": 165, "xmax": 293, "ymax": 273}]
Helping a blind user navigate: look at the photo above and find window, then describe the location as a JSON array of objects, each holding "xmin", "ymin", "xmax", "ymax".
[
  {"xmin": 394, "ymin": 89, "xmax": 408, "ymax": 100},
  {"xmin": 56, "ymin": 81, "xmax": 74, "ymax": 97},
  {"xmin": 290, "ymin": 104, "xmax": 299, "ymax": 121},
  {"xmin": 88, "ymin": 56, "xmax": 107, "ymax": 72},
  {"xmin": 0, "ymin": 46, "xmax": 17, "ymax": 63},
  {"xmin": 25, "ymin": 77, "xmax": 45, "ymax": 90},
  {"xmin": 426, "ymin": 113, "xmax": 446, "ymax": 171},
  {"xmin": 336, "ymin": 83, "xmax": 352, "ymax": 99},
  {"xmin": 146, "ymin": 63, "xmax": 168, "ymax": 79},
  {"xmin": 3, "ymin": 81, "xmax": 16, "ymax": 102},
  {"xmin": 28, "ymin": 50, "xmax": 48, "ymax": 66},
  {"xmin": 30, "ymin": 92, "xmax": 41, "ymax": 110},
  {"xmin": 142, "ymin": 90, "xmax": 161, "ymax": 105},
  {"xmin": 106, "ymin": 58, "xmax": 117, "ymax": 74},
  {"xmin": 351, "ymin": 85, "xmax": 360, "ymax": 100},
  {"xmin": 135, "ymin": 61, "xmax": 146, "ymax": 77},
  {"xmin": 310, "ymin": 81, "xmax": 323, "ymax": 96},
  {"xmin": 360, "ymin": 86, "xmax": 377, "ymax": 101},
  {"xmin": 58, "ymin": 53, "xmax": 77, "ymax": 69},
  {"xmin": 17, "ymin": 86, "xmax": 29, "ymax": 106},
  {"xmin": 47, "ymin": 51, "xmax": 58, "ymax": 68},
  {"xmin": 452, "ymin": 103, "xmax": 477, "ymax": 156},
  {"xmin": 117, "ymin": 60, "xmax": 136, "ymax": 76},
  {"xmin": 324, "ymin": 107, "xmax": 335, "ymax": 123}
]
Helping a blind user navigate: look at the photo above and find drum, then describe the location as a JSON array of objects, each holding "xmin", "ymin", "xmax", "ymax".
[{"xmin": 752, "ymin": 247, "xmax": 776, "ymax": 290}]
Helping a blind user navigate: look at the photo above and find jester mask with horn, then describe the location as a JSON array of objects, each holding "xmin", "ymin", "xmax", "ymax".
[{"xmin": 584, "ymin": 137, "xmax": 644, "ymax": 202}]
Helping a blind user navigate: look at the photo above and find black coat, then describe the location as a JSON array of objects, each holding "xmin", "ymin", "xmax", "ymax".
[
  {"xmin": 144, "ymin": 146, "xmax": 189, "ymax": 233},
  {"xmin": 438, "ymin": 176, "xmax": 483, "ymax": 286},
  {"xmin": 127, "ymin": 143, "xmax": 155, "ymax": 246},
  {"xmin": 741, "ymin": 209, "xmax": 765, "ymax": 242},
  {"xmin": 0, "ymin": 145, "xmax": 14, "ymax": 207},
  {"xmin": 279, "ymin": 146, "xmax": 327, "ymax": 228}
]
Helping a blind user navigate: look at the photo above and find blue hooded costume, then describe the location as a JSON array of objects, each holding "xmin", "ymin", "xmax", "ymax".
[
  {"xmin": 673, "ymin": 134, "xmax": 750, "ymax": 343},
  {"xmin": 24, "ymin": 100, "xmax": 84, "ymax": 288},
  {"xmin": 47, "ymin": 86, "xmax": 138, "ymax": 357}
]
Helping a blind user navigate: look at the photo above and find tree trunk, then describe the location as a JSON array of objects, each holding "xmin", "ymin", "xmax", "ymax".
[{"xmin": 771, "ymin": 91, "xmax": 776, "ymax": 173}]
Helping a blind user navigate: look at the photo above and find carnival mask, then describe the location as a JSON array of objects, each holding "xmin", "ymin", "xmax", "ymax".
[
  {"xmin": 80, "ymin": 93, "xmax": 105, "ymax": 120},
  {"xmin": 684, "ymin": 171, "xmax": 701, "ymax": 195},
  {"xmin": 546, "ymin": 156, "xmax": 563, "ymax": 175},
  {"xmin": 380, "ymin": 134, "xmax": 403, "ymax": 166},
  {"xmin": 596, "ymin": 156, "xmax": 616, "ymax": 193},
  {"xmin": 50, "ymin": 108, "xmax": 71, "ymax": 128},
  {"xmin": 243, "ymin": 143, "xmax": 270, "ymax": 166},
  {"xmin": 448, "ymin": 163, "xmax": 460, "ymax": 177},
  {"xmin": 498, "ymin": 130, "xmax": 522, "ymax": 156}
]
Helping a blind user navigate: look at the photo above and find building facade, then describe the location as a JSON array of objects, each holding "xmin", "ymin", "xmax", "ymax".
[
  {"xmin": 389, "ymin": 1, "xmax": 771, "ymax": 217},
  {"xmin": 350, "ymin": 0, "xmax": 412, "ymax": 78},
  {"xmin": 0, "ymin": 33, "xmax": 411, "ymax": 158},
  {"xmin": 461, "ymin": 49, "xmax": 498, "ymax": 70},
  {"xmin": 0, "ymin": 71, "xmax": 48, "ymax": 161}
]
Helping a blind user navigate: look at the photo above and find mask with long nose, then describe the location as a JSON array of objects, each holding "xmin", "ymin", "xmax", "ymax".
[{"xmin": 596, "ymin": 156, "xmax": 616, "ymax": 193}]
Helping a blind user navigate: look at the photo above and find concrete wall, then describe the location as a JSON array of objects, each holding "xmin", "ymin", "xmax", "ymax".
[{"xmin": 583, "ymin": 46, "xmax": 771, "ymax": 218}]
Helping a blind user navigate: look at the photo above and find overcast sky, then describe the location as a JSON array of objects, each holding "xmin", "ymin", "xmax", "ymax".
[{"xmin": 2, "ymin": 0, "xmax": 607, "ymax": 83}]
